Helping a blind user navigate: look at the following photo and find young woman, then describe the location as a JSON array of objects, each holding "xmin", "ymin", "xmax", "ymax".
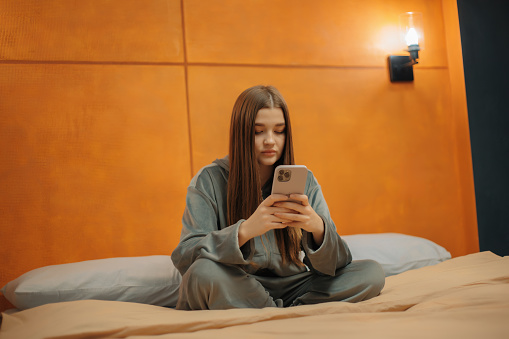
[{"xmin": 171, "ymin": 85, "xmax": 385, "ymax": 310}]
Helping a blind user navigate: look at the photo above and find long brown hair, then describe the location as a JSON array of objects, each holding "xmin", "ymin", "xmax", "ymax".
[{"xmin": 227, "ymin": 85, "xmax": 303, "ymax": 266}]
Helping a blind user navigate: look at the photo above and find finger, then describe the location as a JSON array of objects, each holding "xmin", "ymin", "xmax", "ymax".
[
  {"xmin": 270, "ymin": 214, "xmax": 293, "ymax": 224},
  {"xmin": 289, "ymin": 194, "xmax": 310, "ymax": 206},
  {"xmin": 263, "ymin": 194, "xmax": 291, "ymax": 206},
  {"xmin": 274, "ymin": 212, "xmax": 308, "ymax": 222},
  {"xmin": 267, "ymin": 206, "xmax": 299, "ymax": 214},
  {"xmin": 271, "ymin": 222, "xmax": 289, "ymax": 229},
  {"xmin": 267, "ymin": 220, "xmax": 289, "ymax": 229},
  {"xmin": 272, "ymin": 201, "xmax": 306, "ymax": 213}
]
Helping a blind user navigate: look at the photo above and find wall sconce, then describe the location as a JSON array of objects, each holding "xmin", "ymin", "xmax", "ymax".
[{"xmin": 388, "ymin": 12, "xmax": 424, "ymax": 82}]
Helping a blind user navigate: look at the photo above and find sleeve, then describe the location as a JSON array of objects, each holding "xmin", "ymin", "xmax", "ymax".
[
  {"xmin": 301, "ymin": 173, "xmax": 352, "ymax": 276},
  {"xmin": 170, "ymin": 171, "xmax": 255, "ymax": 276}
]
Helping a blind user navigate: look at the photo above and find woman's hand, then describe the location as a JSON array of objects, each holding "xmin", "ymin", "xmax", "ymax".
[
  {"xmin": 238, "ymin": 194, "xmax": 296, "ymax": 247},
  {"xmin": 272, "ymin": 194, "xmax": 325, "ymax": 247}
]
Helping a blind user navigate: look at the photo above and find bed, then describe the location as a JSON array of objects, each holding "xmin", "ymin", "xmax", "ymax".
[{"xmin": 1, "ymin": 234, "xmax": 508, "ymax": 339}]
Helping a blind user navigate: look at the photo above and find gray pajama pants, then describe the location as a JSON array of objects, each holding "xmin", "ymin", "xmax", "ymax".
[{"xmin": 176, "ymin": 259, "xmax": 385, "ymax": 310}]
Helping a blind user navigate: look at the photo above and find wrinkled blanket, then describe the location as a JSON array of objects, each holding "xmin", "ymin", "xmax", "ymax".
[{"xmin": 1, "ymin": 251, "xmax": 508, "ymax": 339}]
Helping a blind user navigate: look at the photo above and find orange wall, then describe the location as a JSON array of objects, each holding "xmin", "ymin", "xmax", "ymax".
[{"xmin": 0, "ymin": 0, "xmax": 478, "ymax": 311}]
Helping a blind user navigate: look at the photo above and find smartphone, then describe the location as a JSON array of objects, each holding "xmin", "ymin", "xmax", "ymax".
[{"xmin": 271, "ymin": 165, "xmax": 308, "ymax": 202}]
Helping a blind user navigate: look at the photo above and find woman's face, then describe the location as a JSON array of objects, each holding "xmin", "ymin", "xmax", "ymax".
[{"xmin": 254, "ymin": 107, "xmax": 286, "ymax": 168}]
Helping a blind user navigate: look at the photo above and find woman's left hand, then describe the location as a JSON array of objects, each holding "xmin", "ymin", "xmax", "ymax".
[{"xmin": 272, "ymin": 194, "xmax": 325, "ymax": 246}]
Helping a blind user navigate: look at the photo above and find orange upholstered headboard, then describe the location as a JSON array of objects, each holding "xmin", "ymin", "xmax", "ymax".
[{"xmin": 0, "ymin": 0, "xmax": 478, "ymax": 312}]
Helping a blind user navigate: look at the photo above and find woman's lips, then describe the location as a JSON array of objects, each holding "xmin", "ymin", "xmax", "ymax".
[{"xmin": 262, "ymin": 150, "xmax": 277, "ymax": 156}]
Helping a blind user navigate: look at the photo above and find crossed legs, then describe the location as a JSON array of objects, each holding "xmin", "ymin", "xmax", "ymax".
[{"xmin": 176, "ymin": 258, "xmax": 385, "ymax": 310}]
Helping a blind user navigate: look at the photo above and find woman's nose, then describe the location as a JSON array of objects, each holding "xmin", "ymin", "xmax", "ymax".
[{"xmin": 264, "ymin": 133, "xmax": 275, "ymax": 145}]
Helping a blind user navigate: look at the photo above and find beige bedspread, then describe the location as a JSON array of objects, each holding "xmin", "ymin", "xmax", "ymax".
[{"xmin": 1, "ymin": 251, "xmax": 508, "ymax": 339}]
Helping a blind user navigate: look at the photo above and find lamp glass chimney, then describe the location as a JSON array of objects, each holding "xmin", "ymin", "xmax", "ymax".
[{"xmin": 399, "ymin": 12, "xmax": 424, "ymax": 50}]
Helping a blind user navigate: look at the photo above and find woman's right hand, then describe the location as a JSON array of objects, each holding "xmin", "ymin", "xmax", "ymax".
[{"xmin": 238, "ymin": 194, "xmax": 294, "ymax": 247}]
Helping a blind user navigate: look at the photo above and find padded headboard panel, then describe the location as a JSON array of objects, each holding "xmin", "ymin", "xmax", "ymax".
[{"xmin": 0, "ymin": 63, "xmax": 191, "ymax": 310}]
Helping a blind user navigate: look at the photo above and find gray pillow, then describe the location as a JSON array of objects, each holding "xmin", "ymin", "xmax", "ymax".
[
  {"xmin": 1, "ymin": 255, "xmax": 181, "ymax": 310},
  {"xmin": 342, "ymin": 233, "xmax": 452, "ymax": 276}
]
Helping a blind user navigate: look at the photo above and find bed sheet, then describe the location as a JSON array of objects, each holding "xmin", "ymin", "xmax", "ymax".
[{"xmin": 1, "ymin": 251, "xmax": 508, "ymax": 339}]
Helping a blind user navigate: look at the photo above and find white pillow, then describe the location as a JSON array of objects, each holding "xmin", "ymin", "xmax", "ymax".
[
  {"xmin": 342, "ymin": 233, "xmax": 451, "ymax": 276},
  {"xmin": 1, "ymin": 255, "xmax": 181, "ymax": 310}
]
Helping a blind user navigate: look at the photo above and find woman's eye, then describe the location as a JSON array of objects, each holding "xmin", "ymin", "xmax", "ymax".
[{"xmin": 254, "ymin": 129, "xmax": 284, "ymax": 135}]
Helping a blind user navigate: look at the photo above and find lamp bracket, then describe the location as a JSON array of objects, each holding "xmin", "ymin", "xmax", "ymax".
[{"xmin": 388, "ymin": 55, "xmax": 415, "ymax": 82}]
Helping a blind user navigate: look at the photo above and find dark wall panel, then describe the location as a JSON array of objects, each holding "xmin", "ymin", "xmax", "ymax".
[{"xmin": 457, "ymin": 0, "xmax": 509, "ymax": 255}]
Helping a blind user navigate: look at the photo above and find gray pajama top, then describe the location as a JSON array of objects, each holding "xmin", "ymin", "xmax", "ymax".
[{"xmin": 171, "ymin": 156, "xmax": 352, "ymax": 278}]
